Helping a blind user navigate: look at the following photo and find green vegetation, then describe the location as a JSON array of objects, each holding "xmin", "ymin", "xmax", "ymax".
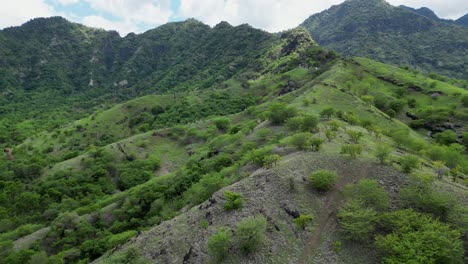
[
  {"xmin": 376, "ymin": 210, "xmax": 463, "ymax": 264},
  {"xmin": 0, "ymin": 14, "xmax": 466, "ymax": 264},
  {"xmin": 302, "ymin": 0, "xmax": 468, "ymax": 79},
  {"xmin": 224, "ymin": 191, "xmax": 243, "ymax": 211},
  {"xmin": 294, "ymin": 214, "xmax": 314, "ymax": 230},
  {"xmin": 374, "ymin": 144, "xmax": 393, "ymax": 164},
  {"xmin": 338, "ymin": 200, "xmax": 378, "ymax": 242},
  {"xmin": 208, "ymin": 228, "xmax": 232, "ymax": 261},
  {"xmin": 236, "ymin": 216, "xmax": 268, "ymax": 253},
  {"xmin": 309, "ymin": 170, "xmax": 337, "ymax": 191},
  {"xmin": 399, "ymin": 155, "xmax": 420, "ymax": 173},
  {"xmin": 340, "ymin": 144, "xmax": 362, "ymax": 159},
  {"xmin": 267, "ymin": 102, "xmax": 297, "ymax": 125},
  {"xmin": 344, "ymin": 179, "xmax": 389, "ymax": 211}
]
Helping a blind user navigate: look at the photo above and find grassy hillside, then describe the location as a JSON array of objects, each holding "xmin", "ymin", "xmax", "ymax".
[{"xmin": 0, "ymin": 24, "xmax": 466, "ymax": 264}]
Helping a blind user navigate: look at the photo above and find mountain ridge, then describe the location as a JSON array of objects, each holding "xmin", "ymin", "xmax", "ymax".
[{"xmin": 301, "ymin": 0, "xmax": 468, "ymax": 79}]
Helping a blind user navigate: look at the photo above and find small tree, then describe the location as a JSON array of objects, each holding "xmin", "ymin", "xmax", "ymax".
[
  {"xmin": 213, "ymin": 117, "xmax": 231, "ymax": 131},
  {"xmin": 461, "ymin": 95, "xmax": 468, "ymax": 107},
  {"xmin": 347, "ymin": 130, "xmax": 364, "ymax": 143},
  {"xmin": 289, "ymin": 133, "xmax": 323, "ymax": 151},
  {"xmin": 208, "ymin": 227, "xmax": 232, "ymax": 260},
  {"xmin": 434, "ymin": 130, "xmax": 457, "ymax": 146},
  {"xmin": 309, "ymin": 137, "xmax": 324, "ymax": 151},
  {"xmin": 301, "ymin": 115, "xmax": 319, "ymax": 132},
  {"xmin": 224, "ymin": 191, "xmax": 243, "ymax": 211},
  {"xmin": 374, "ymin": 144, "xmax": 393, "ymax": 164},
  {"xmin": 340, "ymin": 144, "xmax": 362, "ymax": 159},
  {"xmin": 286, "ymin": 116, "xmax": 303, "ymax": 131},
  {"xmin": 362, "ymin": 95, "xmax": 374, "ymax": 105},
  {"xmin": 376, "ymin": 210, "xmax": 463, "ymax": 264},
  {"xmin": 256, "ymin": 128, "xmax": 271, "ymax": 141},
  {"xmin": 433, "ymin": 161, "xmax": 447, "ymax": 179},
  {"xmin": 325, "ymin": 130, "xmax": 336, "ymax": 141},
  {"xmin": 263, "ymin": 154, "xmax": 281, "ymax": 168},
  {"xmin": 320, "ymin": 107, "xmax": 336, "ymax": 119},
  {"xmin": 327, "ymin": 120, "xmax": 341, "ymax": 131},
  {"xmin": 309, "ymin": 170, "xmax": 337, "ymax": 191},
  {"xmin": 294, "ymin": 214, "xmax": 314, "ymax": 230},
  {"xmin": 267, "ymin": 102, "xmax": 296, "ymax": 125},
  {"xmin": 337, "ymin": 200, "xmax": 378, "ymax": 242},
  {"xmin": 399, "ymin": 155, "xmax": 419, "ymax": 173},
  {"xmin": 343, "ymin": 179, "xmax": 389, "ymax": 211},
  {"xmin": 236, "ymin": 216, "xmax": 268, "ymax": 253}
]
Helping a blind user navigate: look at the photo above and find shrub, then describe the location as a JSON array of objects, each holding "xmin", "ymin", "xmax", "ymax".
[
  {"xmin": 309, "ymin": 137, "xmax": 324, "ymax": 151},
  {"xmin": 248, "ymin": 147, "xmax": 273, "ymax": 167},
  {"xmin": 263, "ymin": 154, "xmax": 281, "ymax": 168},
  {"xmin": 362, "ymin": 95, "xmax": 374, "ymax": 105},
  {"xmin": 267, "ymin": 102, "xmax": 296, "ymax": 125},
  {"xmin": 389, "ymin": 99, "xmax": 405, "ymax": 113},
  {"xmin": 289, "ymin": 133, "xmax": 312, "ymax": 150},
  {"xmin": 301, "ymin": 115, "xmax": 319, "ymax": 132},
  {"xmin": 434, "ymin": 130, "xmax": 457, "ymax": 146},
  {"xmin": 208, "ymin": 228, "xmax": 232, "ymax": 260},
  {"xmin": 289, "ymin": 133, "xmax": 323, "ymax": 151},
  {"xmin": 325, "ymin": 130, "xmax": 336, "ymax": 141},
  {"xmin": 337, "ymin": 200, "xmax": 378, "ymax": 242},
  {"xmin": 286, "ymin": 116, "xmax": 303, "ymax": 131},
  {"xmin": 461, "ymin": 95, "xmax": 468, "ymax": 107},
  {"xmin": 340, "ymin": 144, "xmax": 362, "ymax": 159},
  {"xmin": 343, "ymin": 179, "xmax": 389, "ymax": 211},
  {"xmin": 309, "ymin": 170, "xmax": 337, "ymax": 191},
  {"xmin": 320, "ymin": 107, "xmax": 335, "ymax": 119},
  {"xmin": 256, "ymin": 128, "xmax": 271, "ymax": 141},
  {"xmin": 399, "ymin": 155, "xmax": 419, "ymax": 173},
  {"xmin": 294, "ymin": 214, "xmax": 314, "ymax": 230},
  {"xmin": 399, "ymin": 175, "xmax": 453, "ymax": 221},
  {"xmin": 224, "ymin": 191, "xmax": 243, "ymax": 211},
  {"xmin": 374, "ymin": 144, "xmax": 393, "ymax": 164},
  {"xmin": 341, "ymin": 111, "xmax": 359, "ymax": 125},
  {"xmin": 463, "ymin": 132, "xmax": 468, "ymax": 149},
  {"xmin": 213, "ymin": 117, "xmax": 231, "ymax": 131},
  {"xmin": 327, "ymin": 120, "xmax": 341, "ymax": 131},
  {"xmin": 236, "ymin": 216, "xmax": 267, "ymax": 253},
  {"xmin": 346, "ymin": 130, "xmax": 364, "ymax": 143},
  {"xmin": 376, "ymin": 210, "xmax": 463, "ymax": 264}
]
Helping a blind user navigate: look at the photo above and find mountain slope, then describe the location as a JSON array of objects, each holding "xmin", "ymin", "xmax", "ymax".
[
  {"xmin": 457, "ymin": 14, "xmax": 468, "ymax": 26},
  {"xmin": 0, "ymin": 17, "xmax": 467, "ymax": 264},
  {"xmin": 301, "ymin": 0, "xmax": 468, "ymax": 79},
  {"xmin": 0, "ymin": 17, "xmax": 276, "ymax": 145}
]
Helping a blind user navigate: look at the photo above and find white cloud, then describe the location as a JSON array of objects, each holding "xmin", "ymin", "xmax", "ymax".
[
  {"xmin": 179, "ymin": 0, "xmax": 343, "ymax": 32},
  {"xmin": 387, "ymin": 0, "xmax": 468, "ymax": 19},
  {"xmin": 81, "ymin": 15, "xmax": 138, "ymax": 35},
  {"xmin": 0, "ymin": 0, "xmax": 467, "ymax": 34},
  {"xmin": 84, "ymin": 0, "xmax": 172, "ymax": 27},
  {"xmin": 54, "ymin": 0, "xmax": 81, "ymax": 5},
  {"xmin": 179, "ymin": 0, "xmax": 468, "ymax": 32},
  {"xmin": 0, "ymin": 0, "xmax": 54, "ymax": 29}
]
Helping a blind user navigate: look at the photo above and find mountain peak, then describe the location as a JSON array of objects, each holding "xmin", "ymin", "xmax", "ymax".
[
  {"xmin": 400, "ymin": 5, "xmax": 439, "ymax": 20},
  {"xmin": 456, "ymin": 14, "xmax": 468, "ymax": 26}
]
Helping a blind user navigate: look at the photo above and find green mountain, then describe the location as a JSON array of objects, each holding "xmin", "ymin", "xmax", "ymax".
[
  {"xmin": 0, "ymin": 16, "xmax": 467, "ymax": 264},
  {"xmin": 301, "ymin": 0, "xmax": 468, "ymax": 79},
  {"xmin": 0, "ymin": 17, "xmax": 275, "ymax": 144},
  {"xmin": 457, "ymin": 14, "xmax": 468, "ymax": 26}
]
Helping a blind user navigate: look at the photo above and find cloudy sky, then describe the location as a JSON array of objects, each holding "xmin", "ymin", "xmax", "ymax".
[{"xmin": 1, "ymin": 0, "xmax": 467, "ymax": 35}]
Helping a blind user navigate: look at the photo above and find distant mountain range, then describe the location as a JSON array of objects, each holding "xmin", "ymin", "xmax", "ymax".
[
  {"xmin": 400, "ymin": 5, "xmax": 468, "ymax": 26},
  {"xmin": 301, "ymin": 0, "xmax": 468, "ymax": 79}
]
